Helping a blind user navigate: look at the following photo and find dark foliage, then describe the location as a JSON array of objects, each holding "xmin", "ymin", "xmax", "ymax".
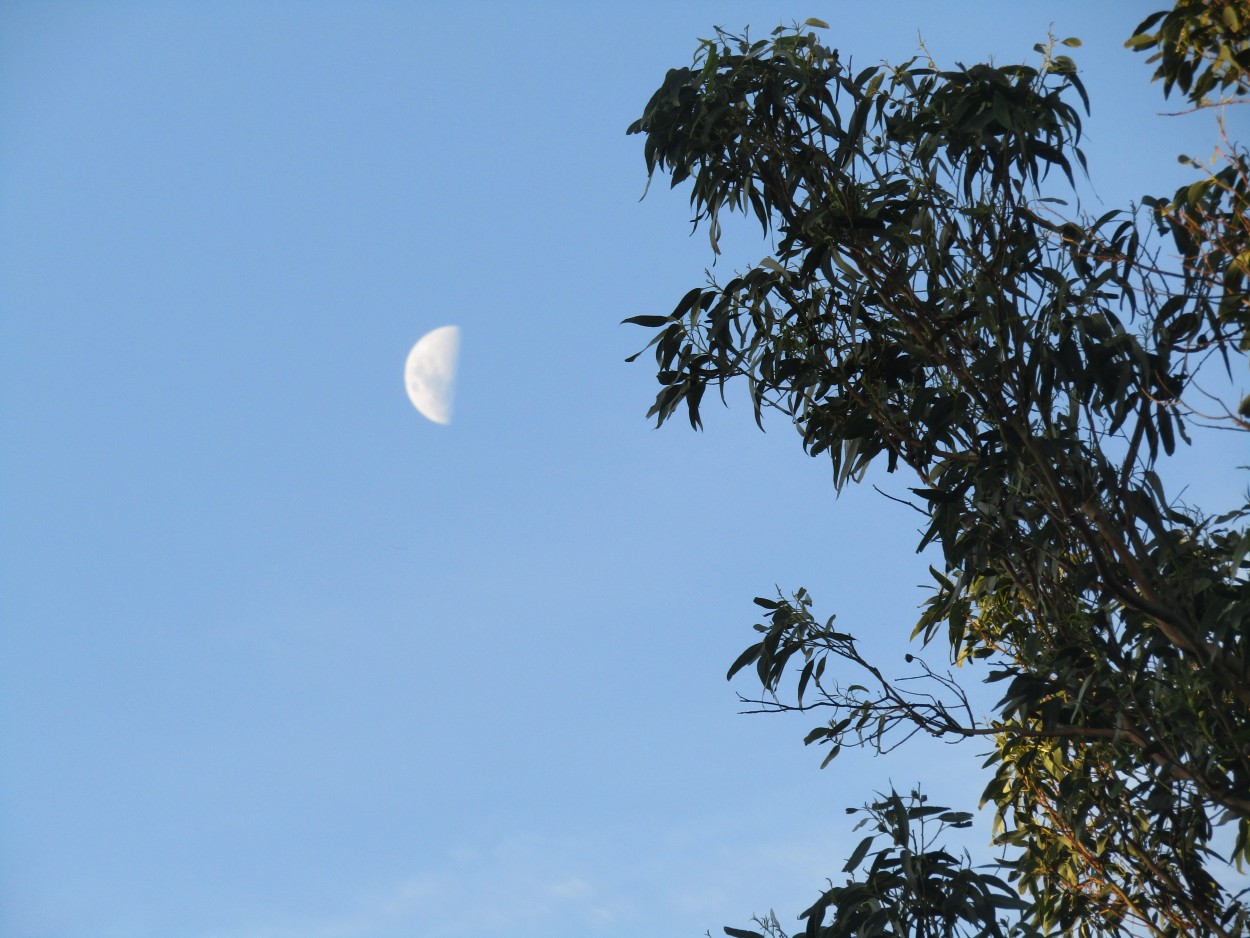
[{"xmin": 627, "ymin": 6, "xmax": 1249, "ymax": 936}]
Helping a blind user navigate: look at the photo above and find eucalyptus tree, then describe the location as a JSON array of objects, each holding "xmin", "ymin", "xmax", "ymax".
[{"xmin": 626, "ymin": 5, "xmax": 1248, "ymax": 936}]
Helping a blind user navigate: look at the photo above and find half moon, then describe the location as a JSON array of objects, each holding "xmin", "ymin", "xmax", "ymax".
[{"xmin": 404, "ymin": 326, "xmax": 460, "ymax": 425}]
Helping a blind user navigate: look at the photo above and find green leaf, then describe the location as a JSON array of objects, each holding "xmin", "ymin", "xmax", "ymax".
[
  {"xmin": 726, "ymin": 642, "xmax": 763, "ymax": 680},
  {"xmin": 797, "ymin": 659, "xmax": 815, "ymax": 705},
  {"xmin": 843, "ymin": 834, "xmax": 876, "ymax": 872},
  {"xmin": 620, "ymin": 314, "xmax": 670, "ymax": 327}
]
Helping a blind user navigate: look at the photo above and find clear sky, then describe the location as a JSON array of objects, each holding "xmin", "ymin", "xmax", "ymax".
[{"xmin": 1, "ymin": 3, "xmax": 1244, "ymax": 937}]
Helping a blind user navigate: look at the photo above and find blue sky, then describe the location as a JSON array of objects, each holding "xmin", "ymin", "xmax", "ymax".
[{"xmin": 1, "ymin": 3, "xmax": 1243, "ymax": 937}]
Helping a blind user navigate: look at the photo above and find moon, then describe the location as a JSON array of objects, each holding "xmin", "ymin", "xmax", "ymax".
[{"xmin": 404, "ymin": 326, "xmax": 460, "ymax": 425}]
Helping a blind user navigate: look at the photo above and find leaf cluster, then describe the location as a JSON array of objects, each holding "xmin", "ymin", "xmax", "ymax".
[
  {"xmin": 727, "ymin": 790, "xmax": 1037, "ymax": 938},
  {"xmin": 1126, "ymin": 1, "xmax": 1250, "ymax": 107}
]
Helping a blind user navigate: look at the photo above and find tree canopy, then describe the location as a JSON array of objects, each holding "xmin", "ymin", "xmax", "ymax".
[{"xmin": 627, "ymin": 4, "xmax": 1248, "ymax": 937}]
